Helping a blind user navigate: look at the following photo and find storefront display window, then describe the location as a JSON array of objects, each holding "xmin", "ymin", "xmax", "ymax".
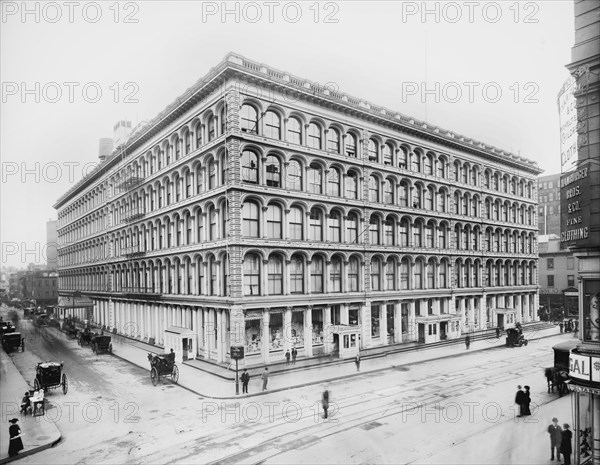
[
  {"xmin": 269, "ymin": 312, "xmax": 283, "ymax": 350},
  {"xmin": 245, "ymin": 318, "xmax": 261, "ymax": 354},
  {"xmin": 312, "ymin": 309, "xmax": 323, "ymax": 344},
  {"xmin": 371, "ymin": 305, "xmax": 380, "ymax": 338},
  {"xmin": 583, "ymin": 281, "xmax": 600, "ymax": 342},
  {"xmin": 291, "ymin": 311, "xmax": 304, "ymax": 347}
]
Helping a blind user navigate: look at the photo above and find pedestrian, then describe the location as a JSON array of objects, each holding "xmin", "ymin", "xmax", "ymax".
[
  {"xmin": 322, "ymin": 390, "xmax": 330, "ymax": 419},
  {"xmin": 8, "ymin": 418, "xmax": 23, "ymax": 457},
  {"xmin": 561, "ymin": 423, "xmax": 572, "ymax": 465},
  {"xmin": 355, "ymin": 353, "xmax": 361, "ymax": 372},
  {"xmin": 261, "ymin": 367, "xmax": 269, "ymax": 391},
  {"xmin": 559, "ymin": 322, "xmax": 564, "ymax": 333},
  {"xmin": 547, "ymin": 417, "xmax": 562, "ymax": 461},
  {"xmin": 515, "ymin": 385, "xmax": 526, "ymax": 417},
  {"xmin": 285, "ymin": 350, "xmax": 290, "ymax": 365},
  {"xmin": 291, "ymin": 347, "xmax": 297, "ymax": 365},
  {"xmin": 465, "ymin": 335, "xmax": 471, "ymax": 350},
  {"xmin": 496, "ymin": 327, "xmax": 500, "ymax": 338},
  {"xmin": 523, "ymin": 385, "xmax": 531, "ymax": 415},
  {"xmin": 240, "ymin": 368, "xmax": 250, "ymax": 394}
]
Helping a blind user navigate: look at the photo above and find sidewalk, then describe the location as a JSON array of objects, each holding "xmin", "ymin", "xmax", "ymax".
[
  {"xmin": 416, "ymin": 392, "xmax": 573, "ymax": 464},
  {"xmin": 95, "ymin": 322, "xmax": 566, "ymax": 400},
  {"xmin": 0, "ymin": 350, "xmax": 61, "ymax": 464}
]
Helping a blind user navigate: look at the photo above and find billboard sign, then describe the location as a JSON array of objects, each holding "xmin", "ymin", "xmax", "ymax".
[
  {"xmin": 560, "ymin": 162, "xmax": 592, "ymax": 248},
  {"xmin": 558, "ymin": 75, "xmax": 578, "ymax": 173}
]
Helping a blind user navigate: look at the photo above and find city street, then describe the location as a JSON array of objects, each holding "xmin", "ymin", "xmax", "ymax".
[{"xmin": 2, "ymin": 306, "xmax": 573, "ymax": 464}]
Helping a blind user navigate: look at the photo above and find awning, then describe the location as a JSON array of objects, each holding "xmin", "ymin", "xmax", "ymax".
[
  {"xmin": 165, "ymin": 326, "xmax": 194, "ymax": 336},
  {"xmin": 57, "ymin": 296, "xmax": 95, "ymax": 309}
]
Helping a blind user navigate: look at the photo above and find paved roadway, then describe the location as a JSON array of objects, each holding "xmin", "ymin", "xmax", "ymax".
[{"xmin": 3, "ymin": 305, "xmax": 570, "ymax": 464}]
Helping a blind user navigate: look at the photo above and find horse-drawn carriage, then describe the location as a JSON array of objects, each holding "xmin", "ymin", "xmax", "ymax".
[
  {"xmin": 147, "ymin": 352, "xmax": 179, "ymax": 386},
  {"xmin": 33, "ymin": 362, "xmax": 68, "ymax": 394},
  {"xmin": 78, "ymin": 327, "xmax": 93, "ymax": 347},
  {"xmin": 505, "ymin": 327, "xmax": 528, "ymax": 347},
  {"xmin": 2, "ymin": 332, "xmax": 24, "ymax": 353},
  {"xmin": 91, "ymin": 334, "xmax": 112, "ymax": 355},
  {"xmin": 62, "ymin": 320, "xmax": 79, "ymax": 339},
  {"xmin": 545, "ymin": 340, "xmax": 579, "ymax": 397}
]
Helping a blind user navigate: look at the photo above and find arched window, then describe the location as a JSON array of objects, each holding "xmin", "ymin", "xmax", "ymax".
[
  {"xmin": 311, "ymin": 256, "xmax": 324, "ymax": 293},
  {"xmin": 383, "ymin": 144, "xmax": 393, "ymax": 165},
  {"xmin": 368, "ymin": 139, "xmax": 379, "ymax": 162},
  {"xmin": 264, "ymin": 111, "xmax": 280, "ymax": 139},
  {"xmin": 369, "ymin": 215, "xmax": 380, "ymax": 245},
  {"xmin": 384, "ymin": 179, "xmax": 394, "ymax": 204},
  {"xmin": 208, "ymin": 160, "xmax": 217, "ymax": 189},
  {"xmin": 209, "ymin": 207, "xmax": 218, "ymax": 240},
  {"xmin": 241, "ymin": 150, "xmax": 258, "ymax": 184},
  {"xmin": 195, "ymin": 122, "xmax": 203, "ymax": 148},
  {"xmin": 412, "ymin": 152, "xmax": 421, "ymax": 172},
  {"xmin": 400, "ymin": 258, "xmax": 410, "ymax": 289},
  {"xmin": 208, "ymin": 116, "xmax": 216, "ymax": 141},
  {"xmin": 414, "ymin": 259, "xmax": 424, "ymax": 289},
  {"xmin": 266, "ymin": 204, "xmax": 282, "ymax": 239},
  {"xmin": 425, "ymin": 186, "xmax": 434, "ymax": 210},
  {"xmin": 347, "ymin": 213, "xmax": 359, "ymax": 243},
  {"xmin": 287, "ymin": 117, "xmax": 302, "ymax": 144},
  {"xmin": 288, "ymin": 160, "xmax": 302, "ymax": 190},
  {"xmin": 289, "ymin": 206, "xmax": 303, "ymax": 240},
  {"xmin": 371, "ymin": 257, "xmax": 381, "ymax": 291},
  {"xmin": 240, "ymin": 104, "xmax": 258, "ymax": 134},
  {"xmin": 308, "ymin": 164, "xmax": 323, "ymax": 194},
  {"xmin": 439, "ymin": 261, "xmax": 447, "ymax": 287},
  {"xmin": 185, "ymin": 131, "xmax": 192, "ymax": 154},
  {"xmin": 399, "ymin": 147, "xmax": 408, "ymax": 168},
  {"xmin": 348, "ymin": 257, "xmax": 359, "ymax": 291},
  {"xmin": 437, "ymin": 158, "xmax": 445, "ymax": 178},
  {"xmin": 330, "ymin": 256, "xmax": 342, "ymax": 292},
  {"xmin": 243, "ymin": 254, "xmax": 260, "ymax": 295},
  {"xmin": 399, "ymin": 218, "xmax": 409, "ymax": 246},
  {"xmin": 425, "ymin": 154, "xmax": 433, "ymax": 175},
  {"xmin": 309, "ymin": 208, "xmax": 323, "ymax": 241},
  {"xmin": 266, "ymin": 155, "xmax": 281, "ymax": 187},
  {"xmin": 175, "ymin": 136, "xmax": 181, "ymax": 160},
  {"xmin": 328, "ymin": 210, "xmax": 341, "ymax": 242},
  {"xmin": 346, "ymin": 171, "xmax": 358, "ymax": 199},
  {"xmin": 427, "ymin": 259, "xmax": 436, "ymax": 288},
  {"xmin": 413, "ymin": 184, "xmax": 422, "ymax": 209},
  {"xmin": 290, "ymin": 256, "xmax": 304, "ymax": 293},
  {"xmin": 413, "ymin": 221, "xmax": 423, "ymax": 247},
  {"xmin": 369, "ymin": 175, "xmax": 380, "ymax": 202},
  {"xmin": 327, "ymin": 168, "xmax": 340, "ymax": 196},
  {"xmin": 307, "ymin": 123, "xmax": 322, "ymax": 149},
  {"xmin": 345, "ymin": 133, "xmax": 357, "ymax": 157},
  {"xmin": 384, "ymin": 218, "xmax": 395, "ymax": 245},
  {"xmin": 195, "ymin": 165, "xmax": 203, "ymax": 194},
  {"xmin": 386, "ymin": 258, "xmax": 396, "ymax": 290},
  {"xmin": 242, "ymin": 201, "xmax": 259, "ymax": 237},
  {"xmin": 327, "ymin": 128, "xmax": 340, "ymax": 153},
  {"xmin": 399, "ymin": 182, "xmax": 409, "ymax": 207},
  {"xmin": 267, "ymin": 255, "xmax": 283, "ymax": 295},
  {"xmin": 426, "ymin": 221, "xmax": 434, "ymax": 247}
]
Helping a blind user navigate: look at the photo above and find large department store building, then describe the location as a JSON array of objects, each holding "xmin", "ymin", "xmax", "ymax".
[{"xmin": 54, "ymin": 53, "xmax": 541, "ymax": 365}]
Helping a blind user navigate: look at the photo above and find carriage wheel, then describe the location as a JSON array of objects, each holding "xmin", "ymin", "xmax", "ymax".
[
  {"xmin": 523, "ymin": 340, "xmax": 528, "ymax": 346},
  {"xmin": 62, "ymin": 374, "xmax": 68, "ymax": 394},
  {"xmin": 150, "ymin": 367, "xmax": 158, "ymax": 386},
  {"xmin": 172, "ymin": 365, "xmax": 179, "ymax": 384},
  {"xmin": 34, "ymin": 378, "xmax": 40, "ymax": 391}
]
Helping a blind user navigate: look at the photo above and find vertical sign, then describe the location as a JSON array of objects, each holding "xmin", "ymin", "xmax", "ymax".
[
  {"xmin": 560, "ymin": 162, "xmax": 591, "ymax": 248},
  {"xmin": 558, "ymin": 75, "xmax": 578, "ymax": 173}
]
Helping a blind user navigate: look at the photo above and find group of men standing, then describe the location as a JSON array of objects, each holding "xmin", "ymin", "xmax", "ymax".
[{"xmin": 548, "ymin": 417, "xmax": 573, "ymax": 465}]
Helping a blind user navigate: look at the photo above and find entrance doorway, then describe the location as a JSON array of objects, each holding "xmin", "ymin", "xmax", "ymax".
[
  {"xmin": 332, "ymin": 333, "xmax": 339, "ymax": 357},
  {"xmin": 440, "ymin": 322, "xmax": 447, "ymax": 340},
  {"xmin": 497, "ymin": 314, "xmax": 504, "ymax": 329},
  {"xmin": 418, "ymin": 323, "xmax": 426, "ymax": 343}
]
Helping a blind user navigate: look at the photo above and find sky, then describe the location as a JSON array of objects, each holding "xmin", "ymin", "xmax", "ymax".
[{"xmin": 0, "ymin": 0, "xmax": 576, "ymax": 268}]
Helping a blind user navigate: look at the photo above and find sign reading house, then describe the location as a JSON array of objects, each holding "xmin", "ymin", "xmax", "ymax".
[{"xmin": 560, "ymin": 161, "xmax": 591, "ymax": 248}]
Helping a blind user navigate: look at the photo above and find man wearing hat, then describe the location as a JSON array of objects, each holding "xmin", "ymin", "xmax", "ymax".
[
  {"xmin": 547, "ymin": 417, "xmax": 563, "ymax": 461},
  {"xmin": 20, "ymin": 391, "xmax": 31, "ymax": 414},
  {"xmin": 8, "ymin": 418, "xmax": 24, "ymax": 457}
]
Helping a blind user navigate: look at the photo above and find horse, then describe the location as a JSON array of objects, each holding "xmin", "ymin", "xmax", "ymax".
[{"xmin": 544, "ymin": 367, "xmax": 569, "ymax": 396}]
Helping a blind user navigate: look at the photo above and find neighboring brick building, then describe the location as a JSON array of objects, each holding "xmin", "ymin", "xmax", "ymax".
[
  {"xmin": 20, "ymin": 270, "xmax": 58, "ymax": 307},
  {"xmin": 54, "ymin": 53, "xmax": 541, "ymax": 365},
  {"xmin": 537, "ymin": 173, "xmax": 561, "ymax": 235}
]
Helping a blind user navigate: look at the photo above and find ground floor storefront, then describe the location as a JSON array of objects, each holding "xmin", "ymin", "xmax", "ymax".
[{"xmin": 57, "ymin": 290, "xmax": 538, "ymax": 365}]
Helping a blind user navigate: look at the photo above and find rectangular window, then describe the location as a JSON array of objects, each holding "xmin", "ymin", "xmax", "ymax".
[
  {"xmin": 371, "ymin": 305, "xmax": 381, "ymax": 337},
  {"xmin": 547, "ymin": 258, "xmax": 554, "ymax": 270},
  {"xmin": 548, "ymin": 275, "xmax": 554, "ymax": 287},
  {"xmin": 567, "ymin": 257, "xmax": 574, "ymax": 270},
  {"xmin": 348, "ymin": 260, "xmax": 359, "ymax": 291},
  {"xmin": 567, "ymin": 275, "xmax": 575, "ymax": 287}
]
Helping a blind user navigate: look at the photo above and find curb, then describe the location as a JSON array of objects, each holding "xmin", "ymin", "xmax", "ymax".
[
  {"xmin": 110, "ymin": 328, "xmax": 564, "ymax": 400},
  {"xmin": 0, "ymin": 436, "xmax": 61, "ymax": 465}
]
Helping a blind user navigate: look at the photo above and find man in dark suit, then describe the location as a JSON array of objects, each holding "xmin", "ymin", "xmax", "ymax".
[
  {"xmin": 240, "ymin": 369, "xmax": 250, "ymax": 394},
  {"xmin": 561, "ymin": 423, "xmax": 572, "ymax": 465},
  {"xmin": 515, "ymin": 385, "xmax": 526, "ymax": 417},
  {"xmin": 547, "ymin": 417, "xmax": 563, "ymax": 461}
]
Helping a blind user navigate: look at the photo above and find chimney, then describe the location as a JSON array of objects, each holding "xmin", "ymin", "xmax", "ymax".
[
  {"xmin": 113, "ymin": 120, "xmax": 132, "ymax": 147},
  {"xmin": 98, "ymin": 138, "xmax": 114, "ymax": 161}
]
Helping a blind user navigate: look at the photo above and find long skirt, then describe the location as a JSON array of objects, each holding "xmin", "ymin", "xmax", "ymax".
[{"xmin": 9, "ymin": 436, "xmax": 24, "ymax": 456}]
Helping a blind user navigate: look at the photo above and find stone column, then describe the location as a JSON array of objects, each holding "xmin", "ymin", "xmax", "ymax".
[
  {"xmin": 380, "ymin": 303, "xmax": 388, "ymax": 345},
  {"xmin": 408, "ymin": 301, "xmax": 416, "ymax": 341},
  {"xmin": 203, "ymin": 308, "xmax": 210, "ymax": 358},
  {"xmin": 303, "ymin": 308, "xmax": 313, "ymax": 357},
  {"xmin": 394, "ymin": 301, "xmax": 402, "ymax": 343},
  {"xmin": 360, "ymin": 301, "xmax": 372, "ymax": 349},
  {"xmin": 323, "ymin": 306, "xmax": 333, "ymax": 354},
  {"xmin": 216, "ymin": 309, "xmax": 224, "ymax": 362},
  {"xmin": 261, "ymin": 311, "xmax": 270, "ymax": 364},
  {"xmin": 283, "ymin": 307, "xmax": 292, "ymax": 354}
]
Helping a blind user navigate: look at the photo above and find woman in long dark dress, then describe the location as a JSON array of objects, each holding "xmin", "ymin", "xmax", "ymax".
[
  {"xmin": 561, "ymin": 423, "xmax": 573, "ymax": 465},
  {"xmin": 523, "ymin": 385, "xmax": 532, "ymax": 415},
  {"xmin": 8, "ymin": 418, "xmax": 24, "ymax": 457}
]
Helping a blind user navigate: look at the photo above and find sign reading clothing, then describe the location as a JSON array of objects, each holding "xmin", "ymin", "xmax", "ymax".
[
  {"xmin": 558, "ymin": 75, "xmax": 578, "ymax": 173},
  {"xmin": 560, "ymin": 162, "xmax": 591, "ymax": 248},
  {"xmin": 569, "ymin": 352, "xmax": 600, "ymax": 383}
]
